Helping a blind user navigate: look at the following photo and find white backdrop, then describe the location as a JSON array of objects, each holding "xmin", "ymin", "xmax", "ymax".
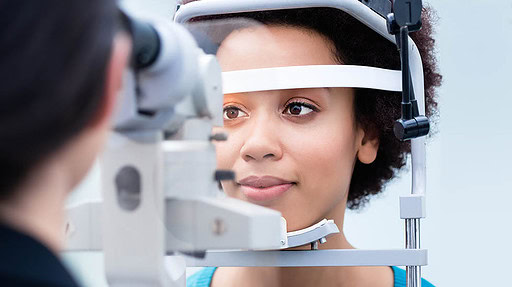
[
  {"xmin": 64, "ymin": 1, "xmax": 512, "ymax": 286},
  {"xmin": 344, "ymin": 0, "xmax": 512, "ymax": 285}
]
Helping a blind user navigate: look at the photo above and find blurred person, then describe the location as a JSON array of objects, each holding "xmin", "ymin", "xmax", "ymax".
[{"xmin": 0, "ymin": 0, "xmax": 130, "ymax": 286}]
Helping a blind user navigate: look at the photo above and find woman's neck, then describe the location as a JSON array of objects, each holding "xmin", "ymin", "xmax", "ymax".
[
  {"xmin": 213, "ymin": 199, "xmax": 394, "ymax": 287},
  {"xmin": 0, "ymin": 161, "xmax": 70, "ymax": 253},
  {"xmin": 275, "ymin": 200, "xmax": 357, "ymax": 286}
]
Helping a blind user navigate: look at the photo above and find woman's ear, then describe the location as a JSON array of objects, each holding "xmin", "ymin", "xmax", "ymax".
[
  {"xmin": 356, "ymin": 127, "xmax": 379, "ymax": 164},
  {"xmin": 89, "ymin": 32, "xmax": 131, "ymax": 129}
]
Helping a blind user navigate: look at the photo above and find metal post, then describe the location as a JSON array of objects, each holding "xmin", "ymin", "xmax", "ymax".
[{"xmin": 405, "ymin": 218, "xmax": 421, "ymax": 287}]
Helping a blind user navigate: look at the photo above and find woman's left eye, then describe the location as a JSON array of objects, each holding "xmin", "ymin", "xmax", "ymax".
[{"xmin": 284, "ymin": 102, "xmax": 317, "ymax": 116}]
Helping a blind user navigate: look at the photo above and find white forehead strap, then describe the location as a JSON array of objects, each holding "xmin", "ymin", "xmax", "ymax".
[{"xmin": 222, "ymin": 65, "xmax": 401, "ymax": 94}]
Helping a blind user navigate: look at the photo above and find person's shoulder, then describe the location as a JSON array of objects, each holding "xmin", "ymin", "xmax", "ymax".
[
  {"xmin": 187, "ymin": 267, "xmax": 217, "ymax": 287},
  {"xmin": 392, "ymin": 266, "xmax": 435, "ymax": 287},
  {"xmin": 0, "ymin": 224, "xmax": 80, "ymax": 287}
]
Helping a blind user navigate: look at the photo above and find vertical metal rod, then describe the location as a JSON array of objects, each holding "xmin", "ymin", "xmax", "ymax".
[
  {"xmin": 405, "ymin": 218, "xmax": 421, "ymax": 287},
  {"xmin": 400, "ymin": 26, "xmax": 412, "ymax": 120}
]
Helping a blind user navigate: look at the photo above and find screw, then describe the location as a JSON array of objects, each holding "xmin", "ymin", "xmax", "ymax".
[
  {"xmin": 212, "ymin": 218, "xmax": 226, "ymax": 236},
  {"xmin": 65, "ymin": 221, "xmax": 75, "ymax": 237}
]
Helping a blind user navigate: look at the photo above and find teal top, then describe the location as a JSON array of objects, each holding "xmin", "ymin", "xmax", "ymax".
[{"xmin": 187, "ymin": 266, "xmax": 435, "ymax": 287}]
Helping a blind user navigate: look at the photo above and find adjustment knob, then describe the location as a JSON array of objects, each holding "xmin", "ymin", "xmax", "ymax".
[
  {"xmin": 394, "ymin": 116, "xmax": 430, "ymax": 141},
  {"xmin": 214, "ymin": 170, "xmax": 235, "ymax": 181},
  {"xmin": 209, "ymin": 133, "xmax": 228, "ymax": 141}
]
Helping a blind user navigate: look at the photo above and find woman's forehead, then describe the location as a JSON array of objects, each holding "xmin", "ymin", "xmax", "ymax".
[{"xmin": 216, "ymin": 25, "xmax": 337, "ymax": 72}]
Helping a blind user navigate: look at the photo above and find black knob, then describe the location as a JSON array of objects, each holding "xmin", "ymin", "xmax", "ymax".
[
  {"xmin": 210, "ymin": 133, "xmax": 228, "ymax": 141},
  {"xmin": 394, "ymin": 116, "xmax": 430, "ymax": 141},
  {"xmin": 214, "ymin": 170, "xmax": 235, "ymax": 181}
]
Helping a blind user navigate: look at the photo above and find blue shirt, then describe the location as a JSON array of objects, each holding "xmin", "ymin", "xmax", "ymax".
[{"xmin": 187, "ymin": 266, "xmax": 435, "ymax": 287}]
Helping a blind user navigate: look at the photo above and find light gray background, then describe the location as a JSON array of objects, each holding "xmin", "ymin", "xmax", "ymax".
[
  {"xmin": 345, "ymin": 0, "xmax": 512, "ymax": 285},
  {"xmin": 64, "ymin": 0, "xmax": 512, "ymax": 286}
]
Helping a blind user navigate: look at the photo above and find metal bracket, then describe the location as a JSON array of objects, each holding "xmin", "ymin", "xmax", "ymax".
[
  {"xmin": 183, "ymin": 249, "xmax": 428, "ymax": 267},
  {"xmin": 282, "ymin": 219, "xmax": 340, "ymax": 249},
  {"xmin": 400, "ymin": 194, "xmax": 426, "ymax": 219}
]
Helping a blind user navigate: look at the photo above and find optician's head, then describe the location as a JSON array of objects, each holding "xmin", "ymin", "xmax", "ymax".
[
  {"xmin": 210, "ymin": 8, "xmax": 441, "ymax": 232},
  {"xmin": 0, "ymin": 0, "xmax": 130, "ymax": 201}
]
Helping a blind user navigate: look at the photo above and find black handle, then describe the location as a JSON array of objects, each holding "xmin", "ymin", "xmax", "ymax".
[{"xmin": 387, "ymin": 0, "xmax": 430, "ymax": 141}]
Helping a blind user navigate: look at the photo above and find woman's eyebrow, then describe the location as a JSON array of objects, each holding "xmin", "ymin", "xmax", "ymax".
[
  {"xmin": 223, "ymin": 88, "xmax": 332, "ymax": 104},
  {"xmin": 223, "ymin": 93, "xmax": 245, "ymax": 101},
  {"xmin": 288, "ymin": 88, "xmax": 331, "ymax": 102}
]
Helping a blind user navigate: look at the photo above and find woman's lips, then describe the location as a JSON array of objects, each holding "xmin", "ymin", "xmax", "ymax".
[{"xmin": 238, "ymin": 176, "xmax": 294, "ymax": 202}]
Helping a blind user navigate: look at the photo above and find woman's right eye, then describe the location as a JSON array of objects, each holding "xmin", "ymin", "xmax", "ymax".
[{"xmin": 223, "ymin": 106, "xmax": 248, "ymax": 120}]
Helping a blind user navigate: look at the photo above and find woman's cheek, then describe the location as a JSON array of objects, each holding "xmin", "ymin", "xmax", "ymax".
[
  {"xmin": 214, "ymin": 141, "xmax": 231, "ymax": 170},
  {"xmin": 288, "ymin": 126, "xmax": 357, "ymax": 201},
  {"xmin": 213, "ymin": 126, "xmax": 240, "ymax": 170},
  {"xmin": 214, "ymin": 129, "xmax": 244, "ymax": 199}
]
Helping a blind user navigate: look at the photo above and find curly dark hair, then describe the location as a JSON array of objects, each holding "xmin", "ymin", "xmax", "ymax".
[{"xmin": 192, "ymin": 5, "xmax": 442, "ymax": 209}]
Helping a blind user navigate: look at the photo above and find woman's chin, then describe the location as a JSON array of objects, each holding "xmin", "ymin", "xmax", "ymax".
[{"xmin": 227, "ymin": 190, "xmax": 319, "ymax": 231}]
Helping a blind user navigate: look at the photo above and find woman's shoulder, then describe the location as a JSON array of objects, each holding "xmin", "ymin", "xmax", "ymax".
[
  {"xmin": 391, "ymin": 266, "xmax": 435, "ymax": 287},
  {"xmin": 187, "ymin": 266, "xmax": 435, "ymax": 287},
  {"xmin": 187, "ymin": 267, "xmax": 217, "ymax": 287}
]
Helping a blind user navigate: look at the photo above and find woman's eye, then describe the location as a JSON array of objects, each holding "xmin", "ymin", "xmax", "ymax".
[
  {"xmin": 223, "ymin": 106, "xmax": 248, "ymax": 120},
  {"xmin": 284, "ymin": 102, "xmax": 316, "ymax": 116}
]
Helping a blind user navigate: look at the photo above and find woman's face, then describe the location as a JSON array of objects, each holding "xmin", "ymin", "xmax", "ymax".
[{"xmin": 215, "ymin": 25, "xmax": 377, "ymax": 231}]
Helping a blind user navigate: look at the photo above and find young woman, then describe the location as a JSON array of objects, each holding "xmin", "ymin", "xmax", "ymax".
[{"xmin": 186, "ymin": 4, "xmax": 441, "ymax": 287}]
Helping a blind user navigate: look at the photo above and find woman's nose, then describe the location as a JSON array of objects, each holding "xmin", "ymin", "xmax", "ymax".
[{"xmin": 240, "ymin": 118, "xmax": 283, "ymax": 162}]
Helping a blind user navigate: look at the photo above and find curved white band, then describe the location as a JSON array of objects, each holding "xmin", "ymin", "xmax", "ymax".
[{"xmin": 222, "ymin": 65, "xmax": 402, "ymax": 94}]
